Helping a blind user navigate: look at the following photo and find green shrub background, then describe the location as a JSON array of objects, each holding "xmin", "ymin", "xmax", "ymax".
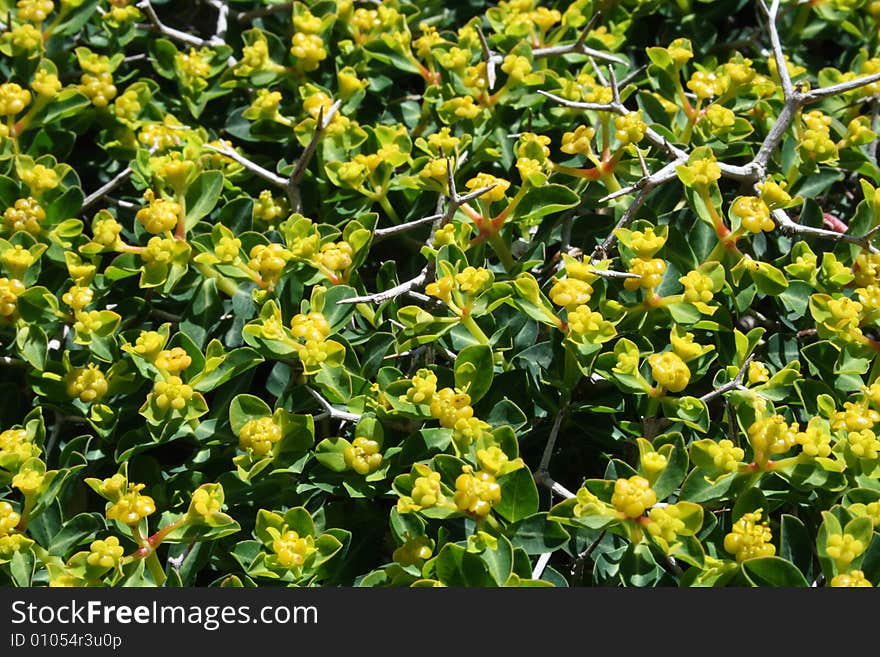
[{"xmin": 2, "ymin": 0, "xmax": 880, "ymax": 587}]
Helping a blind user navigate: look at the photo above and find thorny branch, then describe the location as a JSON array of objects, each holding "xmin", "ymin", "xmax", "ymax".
[
  {"xmin": 699, "ymin": 353, "xmax": 756, "ymax": 405},
  {"xmin": 338, "ymin": 158, "xmax": 498, "ymax": 305},
  {"xmin": 532, "ymin": 13, "xmax": 626, "ymax": 64},
  {"xmin": 202, "ymin": 143, "xmax": 287, "ymax": 188},
  {"xmin": 338, "ymin": 266, "xmax": 431, "ymax": 306},
  {"xmin": 137, "ymin": 0, "xmax": 225, "ymax": 48},
  {"xmin": 533, "ymin": 405, "xmax": 577, "ymax": 501},
  {"xmin": 540, "ymin": 0, "xmax": 880, "ymax": 263},
  {"xmin": 287, "ymin": 100, "xmax": 342, "ymax": 212},
  {"xmin": 306, "ymin": 386, "xmax": 361, "ymax": 423},
  {"xmin": 81, "ymin": 167, "xmax": 133, "ymax": 213}
]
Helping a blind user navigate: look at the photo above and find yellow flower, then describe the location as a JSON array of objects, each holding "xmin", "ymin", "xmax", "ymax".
[
  {"xmin": 648, "ymin": 351, "xmax": 691, "ymax": 393},
  {"xmin": 732, "ymin": 196, "xmax": 774, "ymax": 234},
  {"xmin": 0, "ymin": 83, "xmax": 31, "ymax": 116},
  {"xmin": 611, "ymin": 476, "xmax": 656, "ymax": 519},
  {"xmin": 613, "ymin": 111, "xmax": 647, "ymax": 145},
  {"xmin": 724, "ymin": 509, "xmax": 775, "ymax": 562},
  {"xmin": 453, "ymin": 465, "xmax": 501, "ymax": 517},
  {"xmin": 830, "ymin": 570, "xmax": 872, "ymax": 587},
  {"xmin": 465, "ymin": 173, "xmax": 509, "ymax": 203},
  {"xmin": 272, "ymin": 530, "xmax": 316, "ymax": 569}
]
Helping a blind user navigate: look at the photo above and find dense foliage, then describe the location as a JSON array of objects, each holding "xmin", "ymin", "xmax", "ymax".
[{"xmin": 3, "ymin": 0, "xmax": 880, "ymax": 587}]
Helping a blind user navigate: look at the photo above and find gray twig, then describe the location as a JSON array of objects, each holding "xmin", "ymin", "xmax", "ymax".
[
  {"xmin": 700, "ymin": 353, "xmax": 755, "ymax": 405},
  {"xmin": 306, "ymin": 386, "xmax": 361, "ymax": 423},
  {"xmin": 475, "ymin": 25, "xmax": 502, "ymax": 90},
  {"xmin": 772, "ymin": 207, "xmax": 879, "ymax": 253},
  {"xmin": 81, "ymin": 167, "xmax": 133, "ymax": 213},
  {"xmin": 373, "ymin": 213, "xmax": 444, "ymax": 242},
  {"xmin": 203, "ymin": 143, "xmax": 287, "ymax": 188},
  {"xmin": 137, "ymin": 0, "xmax": 224, "ymax": 47},
  {"xmin": 532, "ymin": 13, "xmax": 625, "ymax": 64},
  {"xmin": 287, "ymin": 100, "xmax": 342, "ymax": 211},
  {"xmin": 337, "ymin": 267, "xmax": 430, "ymax": 305}
]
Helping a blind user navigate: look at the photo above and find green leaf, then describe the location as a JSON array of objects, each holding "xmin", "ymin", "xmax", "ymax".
[
  {"xmin": 314, "ymin": 437, "xmax": 351, "ymax": 473},
  {"xmin": 15, "ymin": 324, "xmax": 47, "ymax": 370},
  {"xmin": 185, "ymin": 171, "xmax": 225, "ymax": 231},
  {"xmin": 319, "ymin": 284, "xmax": 358, "ymax": 332},
  {"xmin": 751, "ymin": 261, "xmax": 789, "ymax": 296},
  {"xmin": 741, "ymin": 557, "xmax": 809, "ymax": 587},
  {"xmin": 481, "ymin": 535, "xmax": 514, "ymax": 586},
  {"xmin": 680, "ymin": 469, "xmax": 744, "ymax": 504},
  {"xmin": 514, "ymin": 184, "xmax": 580, "ymax": 222},
  {"xmin": 454, "ymin": 344, "xmax": 494, "ymax": 403},
  {"xmin": 432, "ymin": 543, "xmax": 496, "ymax": 586},
  {"xmin": 495, "ymin": 468, "xmax": 539, "ymax": 523},
  {"xmin": 10, "ymin": 550, "xmax": 34, "ymax": 587},
  {"xmin": 229, "ymin": 394, "xmax": 272, "ymax": 435},
  {"xmin": 650, "ymin": 434, "xmax": 689, "ymax": 500},
  {"xmin": 504, "ymin": 513, "xmax": 571, "ymax": 554},
  {"xmin": 47, "ymin": 513, "xmax": 105, "ymax": 556},
  {"xmin": 190, "ymin": 346, "xmax": 264, "ymax": 393},
  {"xmin": 780, "ymin": 514, "xmax": 814, "ymax": 582}
]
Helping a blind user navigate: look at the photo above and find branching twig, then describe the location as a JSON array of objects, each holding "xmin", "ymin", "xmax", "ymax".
[
  {"xmin": 475, "ymin": 25, "xmax": 502, "ymax": 90},
  {"xmin": 759, "ymin": 0, "xmax": 793, "ymax": 97},
  {"xmin": 531, "ymin": 552, "xmax": 553, "ymax": 580},
  {"xmin": 337, "ymin": 267, "xmax": 430, "ymax": 305},
  {"xmin": 373, "ymin": 213, "xmax": 444, "ymax": 242},
  {"xmin": 772, "ymin": 207, "xmax": 880, "ymax": 253},
  {"xmin": 589, "ymin": 268, "xmax": 641, "ymax": 279},
  {"xmin": 747, "ymin": 2, "xmax": 880, "ymax": 180},
  {"xmin": 590, "ymin": 185, "xmax": 653, "ymax": 262},
  {"xmin": 870, "ymin": 98, "xmax": 880, "ymax": 164},
  {"xmin": 608, "ymin": 65, "xmax": 621, "ymax": 107},
  {"xmin": 804, "ymin": 72, "xmax": 880, "ymax": 104},
  {"xmin": 538, "ymin": 90, "xmax": 691, "ymax": 163},
  {"xmin": 538, "ymin": 406, "xmax": 566, "ymax": 475},
  {"xmin": 532, "ymin": 406, "xmax": 577, "ymax": 511},
  {"xmin": 235, "ymin": 2, "xmax": 291, "ymax": 22},
  {"xmin": 81, "ymin": 167, "xmax": 132, "ymax": 213},
  {"xmin": 44, "ymin": 411, "xmax": 63, "ymax": 461},
  {"xmin": 700, "ymin": 353, "xmax": 755, "ymax": 405},
  {"xmin": 167, "ymin": 542, "xmax": 195, "ymax": 571},
  {"xmin": 205, "ymin": 0, "xmax": 229, "ymax": 42},
  {"xmin": 342, "ymin": 158, "xmax": 497, "ymax": 302},
  {"xmin": 287, "ymin": 100, "xmax": 342, "ymax": 211},
  {"xmin": 533, "ymin": 470, "xmax": 577, "ymax": 499},
  {"xmin": 598, "ymin": 158, "xmax": 684, "ymax": 203},
  {"xmin": 532, "ymin": 13, "xmax": 625, "ymax": 64},
  {"xmin": 137, "ymin": 0, "xmax": 223, "ymax": 47},
  {"xmin": 203, "ymin": 143, "xmax": 287, "ymax": 188},
  {"xmin": 570, "ymin": 530, "xmax": 606, "ymax": 582},
  {"xmin": 306, "ymin": 386, "xmax": 361, "ymax": 423}
]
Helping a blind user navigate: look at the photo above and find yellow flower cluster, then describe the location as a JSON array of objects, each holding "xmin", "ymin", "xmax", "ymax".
[
  {"xmin": 611, "ymin": 475, "xmax": 657, "ymax": 519},
  {"xmin": 239, "ymin": 416, "xmax": 282, "ymax": 457},
  {"xmin": 453, "ymin": 465, "xmax": 501, "ymax": 517},
  {"xmin": 66, "ymin": 364, "xmax": 108, "ymax": 403},
  {"xmin": 4, "ymin": 197, "xmax": 45, "ymax": 235},
  {"xmin": 799, "ymin": 110, "xmax": 838, "ymax": 164},
  {"xmin": 152, "ymin": 376, "xmax": 195, "ymax": 412},
  {"xmin": 272, "ymin": 530, "xmax": 316, "ymax": 569},
  {"xmin": 106, "ymin": 483, "xmax": 156, "ymax": 525},
  {"xmin": 826, "ymin": 533, "xmax": 866, "ymax": 572},
  {"xmin": 248, "ymin": 243, "xmax": 293, "ymax": 287},
  {"xmin": 732, "ymin": 196, "xmax": 774, "ymax": 234},
  {"xmin": 723, "ymin": 509, "xmax": 775, "ymax": 562},
  {"xmin": 136, "ymin": 190, "xmax": 181, "ymax": 234},
  {"xmin": 343, "ymin": 437, "xmax": 383, "ymax": 475}
]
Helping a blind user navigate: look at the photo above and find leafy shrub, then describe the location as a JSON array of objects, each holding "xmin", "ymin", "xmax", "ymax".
[{"xmin": 3, "ymin": 0, "xmax": 880, "ymax": 587}]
